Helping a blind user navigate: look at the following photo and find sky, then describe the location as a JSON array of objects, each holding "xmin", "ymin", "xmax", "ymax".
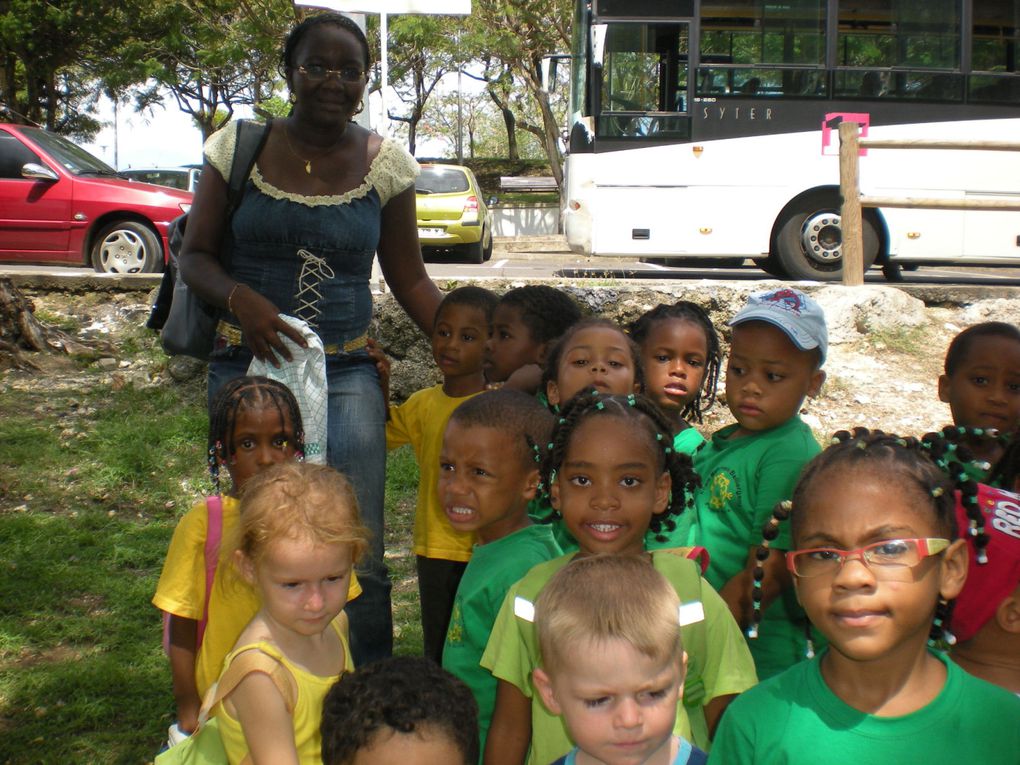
[{"xmin": 79, "ymin": 75, "xmax": 474, "ymax": 171}]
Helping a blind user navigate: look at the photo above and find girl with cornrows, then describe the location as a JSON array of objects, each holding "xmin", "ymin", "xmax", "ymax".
[
  {"xmin": 482, "ymin": 391, "xmax": 756, "ymax": 765},
  {"xmin": 180, "ymin": 12, "xmax": 443, "ymax": 665}
]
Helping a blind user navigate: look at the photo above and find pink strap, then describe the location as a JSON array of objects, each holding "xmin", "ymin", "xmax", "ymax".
[{"xmin": 197, "ymin": 495, "xmax": 223, "ymax": 646}]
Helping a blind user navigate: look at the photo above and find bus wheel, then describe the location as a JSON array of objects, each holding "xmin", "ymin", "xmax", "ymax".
[
  {"xmin": 774, "ymin": 193, "xmax": 878, "ymax": 281},
  {"xmin": 753, "ymin": 257, "xmax": 788, "ymax": 278}
]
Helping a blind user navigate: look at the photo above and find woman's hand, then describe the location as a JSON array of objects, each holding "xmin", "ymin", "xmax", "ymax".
[
  {"xmin": 366, "ymin": 338, "xmax": 391, "ymax": 405},
  {"xmin": 230, "ymin": 284, "xmax": 307, "ymax": 366}
]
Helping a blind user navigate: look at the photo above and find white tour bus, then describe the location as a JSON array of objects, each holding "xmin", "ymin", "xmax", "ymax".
[{"xmin": 560, "ymin": 0, "xmax": 1020, "ymax": 280}]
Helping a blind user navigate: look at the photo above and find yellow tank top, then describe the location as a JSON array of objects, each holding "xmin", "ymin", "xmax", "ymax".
[{"xmin": 213, "ymin": 617, "xmax": 352, "ymax": 765}]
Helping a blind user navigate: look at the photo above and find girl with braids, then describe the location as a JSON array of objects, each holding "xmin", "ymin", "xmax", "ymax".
[
  {"xmin": 154, "ymin": 377, "xmax": 358, "ymax": 743},
  {"xmin": 628, "ymin": 301, "xmax": 722, "ymax": 455},
  {"xmin": 712, "ymin": 429, "xmax": 1020, "ymax": 765},
  {"xmin": 481, "ymin": 392, "xmax": 756, "ymax": 765}
]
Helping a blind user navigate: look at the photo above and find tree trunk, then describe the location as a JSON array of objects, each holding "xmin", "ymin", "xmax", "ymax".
[{"xmin": 0, "ymin": 279, "xmax": 102, "ymax": 369}]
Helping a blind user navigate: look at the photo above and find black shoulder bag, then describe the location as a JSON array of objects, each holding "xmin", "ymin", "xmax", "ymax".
[{"xmin": 147, "ymin": 119, "xmax": 270, "ymax": 360}]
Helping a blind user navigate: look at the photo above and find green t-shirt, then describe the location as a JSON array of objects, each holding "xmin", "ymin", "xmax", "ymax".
[
  {"xmin": 710, "ymin": 650, "xmax": 1020, "ymax": 764},
  {"xmin": 480, "ymin": 550, "xmax": 758, "ymax": 765},
  {"xmin": 692, "ymin": 416, "xmax": 821, "ymax": 679},
  {"xmin": 442, "ymin": 524, "xmax": 561, "ymax": 755}
]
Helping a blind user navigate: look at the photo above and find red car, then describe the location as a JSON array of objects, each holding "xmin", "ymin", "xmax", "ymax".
[{"xmin": 0, "ymin": 123, "xmax": 193, "ymax": 273}]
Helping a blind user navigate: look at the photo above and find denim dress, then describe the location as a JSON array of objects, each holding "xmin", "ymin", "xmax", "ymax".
[{"xmin": 204, "ymin": 123, "xmax": 419, "ymax": 664}]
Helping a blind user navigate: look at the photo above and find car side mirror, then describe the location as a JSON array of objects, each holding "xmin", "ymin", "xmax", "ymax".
[{"xmin": 22, "ymin": 163, "xmax": 58, "ymax": 182}]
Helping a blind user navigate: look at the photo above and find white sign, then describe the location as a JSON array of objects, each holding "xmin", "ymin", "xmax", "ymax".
[{"xmin": 296, "ymin": 0, "xmax": 470, "ymax": 12}]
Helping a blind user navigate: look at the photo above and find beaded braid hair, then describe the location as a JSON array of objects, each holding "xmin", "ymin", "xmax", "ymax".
[
  {"xmin": 539, "ymin": 390, "xmax": 700, "ymax": 542},
  {"xmin": 989, "ymin": 431, "xmax": 1020, "ymax": 491},
  {"xmin": 746, "ymin": 427, "xmax": 976, "ymax": 650},
  {"xmin": 540, "ymin": 317, "xmax": 647, "ymax": 403},
  {"xmin": 207, "ymin": 376, "xmax": 306, "ymax": 494},
  {"xmin": 627, "ymin": 301, "xmax": 722, "ymax": 424}
]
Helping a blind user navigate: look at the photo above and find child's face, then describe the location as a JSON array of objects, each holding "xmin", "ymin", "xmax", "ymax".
[
  {"xmin": 438, "ymin": 421, "xmax": 539, "ymax": 544},
  {"xmin": 242, "ymin": 536, "xmax": 354, "ymax": 638},
  {"xmin": 640, "ymin": 319, "xmax": 708, "ymax": 417},
  {"xmin": 485, "ymin": 304, "xmax": 543, "ymax": 383},
  {"xmin": 792, "ymin": 466, "xmax": 967, "ymax": 668},
  {"xmin": 551, "ymin": 415, "xmax": 670, "ymax": 557},
  {"xmin": 725, "ymin": 322, "xmax": 824, "ymax": 436},
  {"xmin": 223, "ymin": 404, "xmax": 298, "ymax": 493},
  {"xmin": 533, "ymin": 638, "xmax": 684, "ymax": 765},
  {"xmin": 350, "ymin": 725, "xmax": 466, "ymax": 765},
  {"xmin": 547, "ymin": 326, "xmax": 639, "ymax": 408},
  {"xmin": 431, "ymin": 303, "xmax": 489, "ymax": 380},
  {"xmin": 938, "ymin": 335, "xmax": 1020, "ymax": 434}
]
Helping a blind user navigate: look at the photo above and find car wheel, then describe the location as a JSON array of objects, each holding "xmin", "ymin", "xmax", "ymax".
[
  {"xmin": 774, "ymin": 192, "xmax": 878, "ymax": 281},
  {"xmin": 91, "ymin": 220, "xmax": 162, "ymax": 274},
  {"xmin": 464, "ymin": 240, "xmax": 485, "ymax": 264},
  {"xmin": 482, "ymin": 228, "xmax": 493, "ymax": 262}
]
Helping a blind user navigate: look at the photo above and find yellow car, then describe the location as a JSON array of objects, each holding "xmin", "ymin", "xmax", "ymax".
[{"xmin": 415, "ymin": 163, "xmax": 493, "ymax": 264}]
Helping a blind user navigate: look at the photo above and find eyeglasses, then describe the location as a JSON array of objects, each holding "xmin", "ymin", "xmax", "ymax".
[
  {"xmin": 297, "ymin": 64, "xmax": 366, "ymax": 83},
  {"xmin": 786, "ymin": 538, "xmax": 950, "ymax": 581}
]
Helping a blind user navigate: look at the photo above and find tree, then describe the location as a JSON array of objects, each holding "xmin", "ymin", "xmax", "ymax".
[
  {"xmin": 0, "ymin": 0, "xmax": 137, "ymax": 135},
  {"xmin": 115, "ymin": 0, "xmax": 296, "ymax": 140},
  {"xmin": 384, "ymin": 14, "xmax": 463, "ymax": 155},
  {"xmin": 461, "ymin": 0, "xmax": 572, "ymax": 184}
]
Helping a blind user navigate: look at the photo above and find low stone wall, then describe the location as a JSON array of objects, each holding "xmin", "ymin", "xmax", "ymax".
[{"xmin": 373, "ymin": 280, "xmax": 1020, "ymax": 403}]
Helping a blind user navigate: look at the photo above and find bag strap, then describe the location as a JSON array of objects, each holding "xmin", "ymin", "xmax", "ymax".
[
  {"xmin": 226, "ymin": 119, "xmax": 270, "ymax": 215},
  {"xmin": 196, "ymin": 495, "xmax": 224, "ymax": 647},
  {"xmin": 215, "ymin": 118, "xmax": 269, "ymax": 274},
  {"xmin": 197, "ymin": 647, "xmax": 297, "ymax": 727}
]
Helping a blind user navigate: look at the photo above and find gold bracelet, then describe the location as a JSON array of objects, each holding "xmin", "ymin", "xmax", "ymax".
[{"xmin": 227, "ymin": 283, "xmax": 243, "ymax": 315}]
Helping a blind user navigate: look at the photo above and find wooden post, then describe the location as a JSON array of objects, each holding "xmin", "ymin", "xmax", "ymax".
[{"xmin": 839, "ymin": 121, "xmax": 864, "ymax": 286}]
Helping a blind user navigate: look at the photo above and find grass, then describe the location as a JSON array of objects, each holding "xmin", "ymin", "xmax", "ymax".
[{"xmin": 0, "ymin": 337, "xmax": 422, "ymax": 764}]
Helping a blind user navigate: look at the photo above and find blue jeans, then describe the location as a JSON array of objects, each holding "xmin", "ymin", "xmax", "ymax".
[{"xmin": 209, "ymin": 348, "xmax": 393, "ymax": 664}]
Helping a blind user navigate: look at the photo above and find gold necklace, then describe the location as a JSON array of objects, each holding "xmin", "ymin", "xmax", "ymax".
[{"xmin": 283, "ymin": 124, "xmax": 336, "ymax": 175}]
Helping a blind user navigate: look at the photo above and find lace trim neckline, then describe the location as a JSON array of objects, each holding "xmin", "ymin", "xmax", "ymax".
[{"xmin": 250, "ymin": 140, "xmax": 392, "ymax": 207}]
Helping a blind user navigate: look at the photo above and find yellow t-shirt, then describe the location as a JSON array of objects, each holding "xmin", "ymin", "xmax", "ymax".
[
  {"xmin": 214, "ymin": 617, "xmax": 353, "ymax": 765},
  {"xmin": 386, "ymin": 384, "xmax": 478, "ymax": 561},
  {"xmin": 153, "ymin": 496, "xmax": 361, "ymax": 695}
]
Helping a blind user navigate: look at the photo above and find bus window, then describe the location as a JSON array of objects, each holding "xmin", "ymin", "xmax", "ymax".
[
  {"xmin": 835, "ymin": 0, "xmax": 962, "ymax": 100},
  {"xmin": 699, "ymin": 0, "xmax": 826, "ymax": 97},
  {"xmin": 970, "ymin": 0, "xmax": 1020, "ymax": 103}
]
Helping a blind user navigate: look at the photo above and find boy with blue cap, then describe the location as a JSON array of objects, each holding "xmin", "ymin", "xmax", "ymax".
[{"xmin": 692, "ymin": 288, "xmax": 827, "ymax": 680}]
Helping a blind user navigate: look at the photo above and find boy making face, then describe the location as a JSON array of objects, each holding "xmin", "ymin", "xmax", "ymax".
[
  {"xmin": 385, "ymin": 285, "xmax": 499, "ymax": 663},
  {"xmin": 439, "ymin": 389, "xmax": 559, "ymax": 751},
  {"xmin": 532, "ymin": 555, "xmax": 707, "ymax": 765}
]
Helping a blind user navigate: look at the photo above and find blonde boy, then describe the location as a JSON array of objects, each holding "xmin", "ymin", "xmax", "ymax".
[{"xmin": 532, "ymin": 555, "xmax": 708, "ymax": 765}]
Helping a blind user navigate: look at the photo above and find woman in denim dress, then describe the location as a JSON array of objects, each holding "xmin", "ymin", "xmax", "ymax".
[{"xmin": 179, "ymin": 13, "xmax": 443, "ymax": 665}]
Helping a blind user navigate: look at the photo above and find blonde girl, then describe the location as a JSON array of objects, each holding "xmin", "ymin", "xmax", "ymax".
[{"xmin": 213, "ymin": 461, "xmax": 369, "ymax": 765}]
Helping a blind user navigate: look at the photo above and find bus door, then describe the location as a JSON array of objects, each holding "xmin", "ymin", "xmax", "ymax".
[
  {"xmin": 592, "ymin": 18, "xmax": 692, "ymax": 141},
  {"xmin": 587, "ymin": 17, "xmax": 694, "ymax": 255}
]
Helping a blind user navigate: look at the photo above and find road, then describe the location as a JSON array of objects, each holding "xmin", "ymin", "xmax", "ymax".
[
  {"xmin": 4, "ymin": 238, "xmax": 1020, "ymax": 288},
  {"xmin": 419, "ymin": 240, "xmax": 1020, "ymax": 286}
]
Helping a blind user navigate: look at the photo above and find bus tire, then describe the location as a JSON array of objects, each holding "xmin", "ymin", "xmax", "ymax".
[
  {"xmin": 774, "ymin": 192, "xmax": 878, "ymax": 281},
  {"xmin": 753, "ymin": 257, "xmax": 788, "ymax": 278}
]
